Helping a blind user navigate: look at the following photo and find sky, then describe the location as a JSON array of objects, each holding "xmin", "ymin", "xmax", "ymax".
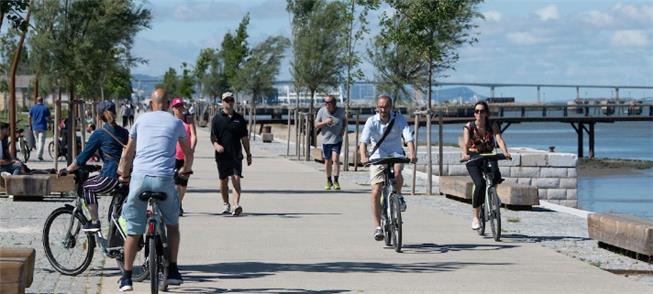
[{"xmin": 131, "ymin": 0, "xmax": 653, "ymax": 102}]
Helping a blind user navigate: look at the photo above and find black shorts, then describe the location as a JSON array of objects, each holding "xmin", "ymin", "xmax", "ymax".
[
  {"xmin": 216, "ymin": 159, "xmax": 243, "ymax": 180},
  {"xmin": 174, "ymin": 159, "xmax": 189, "ymax": 187}
]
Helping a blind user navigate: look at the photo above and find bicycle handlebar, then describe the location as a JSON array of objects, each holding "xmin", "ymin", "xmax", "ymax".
[
  {"xmin": 369, "ymin": 157, "xmax": 411, "ymax": 166},
  {"xmin": 460, "ymin": 153, "xmax": 510, "ymax": 164}
]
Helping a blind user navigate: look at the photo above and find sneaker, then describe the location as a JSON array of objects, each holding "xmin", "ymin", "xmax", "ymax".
[
  {"xmin": 325, "ymin": 181, "xmax": 332, "ymax": 191},
  {"xmin": 373, "ymin": 227, "xmax": 384, "ymax": 241},
  {"xmin": 222, "ymin": 203, "xmax": 231, "ymax": 214},
  {"xmin": 166, "ymin": 267, "xmax": 183, "ymax": 285},
  {"xmin": 232, "ymin": 205, "xmax": 243, "ymax": 216},
  {"xmin": 398, "ymin": 195, "xmax": 407, "ymax": 212},
  {"xmin": 118, "ymin": 277, "xmax": 133, "ymax": 292},
  {"xmin": 333, "ymin": 182, "xmax": 341, "ymax": 191},
  {"xmin": 472, "ymin": 218, "xmax": 480, "ymax": 230},
  {"xmin": 179, "ymin": 207, "xmax": 184, "ymax": 217},
  {"xmin": 82, "ymin": 221, "xmax": 101, "ymax": 233},
  {"xmin": 38, "ymin": 156, "xmax": 44, "ymax": 161}
]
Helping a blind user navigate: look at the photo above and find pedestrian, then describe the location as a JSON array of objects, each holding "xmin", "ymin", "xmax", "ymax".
[
  {"xmin": 210, "ymin": 91, "xmax": 252, "ymax": 216},
  {"xmin": 28, "ymin": 97, "xmax": 50, "ymax": 161},
  {"xmin": 171, "ymin": 97, "xmax": 197, "ymax": 216},
  {"xmin": 127, "ymin": 102, "xmax": 135, "ymax": 126},
  {"xmin": 314, "ymin": 95, "xmax": 346, "ymax": 190},
  {"xmin": 120, "ymin": 103, "xmax": 129, "ymax": 127}
]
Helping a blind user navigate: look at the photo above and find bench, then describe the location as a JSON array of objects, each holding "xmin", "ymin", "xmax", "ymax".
[
  {"xmin": 588, "ymin": 213, "xmax": 653, "ymax": 259},
  {"xmin": 0, "ymin": 247, "xmax": 36, "ymax": 294},
  {"xmin": 439, "ymin": 176, "xmax": 539, "ymax": 209},
  {"xmin": 1, "ymin": 174, "xmax": 75, "ymax": 200}
]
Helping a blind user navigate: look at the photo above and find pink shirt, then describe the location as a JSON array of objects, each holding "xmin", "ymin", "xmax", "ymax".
[{"xmin": 175, "ymin": 121, "xmax": 192, "ymax": 160}]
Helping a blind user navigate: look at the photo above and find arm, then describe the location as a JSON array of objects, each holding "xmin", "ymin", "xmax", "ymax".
[
  {"xmin": 493, "ymin": 123, "xmax": 511, "ymax": 158},
  {"xmin": 358, "ymin": 119, "xmax": 372, "ymax": 163},
  {"xmin": 314, "ymin": 108, "xmax": 331, "ymax": 129},
  {"xmin": 178, "ymin": 138, "xmax": 194, "ymax": 173},
  {"xmin": 400, "ymin": 117, "xmax": 416, "ymax": 163},
  {"xmin": 189, "ymin": 121, "xmax": 198, "ymax": 152},
  {"xmin": 241, "ymin": 136, "xmax": 252, "ymax": 166},
  {"xmin": 210, "ymin": 117, "xmax": 224, "ymax": 153},
  {"xmin": 118, "ymin": 137, "xmax": 136, "ymax": 179},
  {"xmin": 66, "ymin": 132, "xmax": 101, "ymax": 172},
  {"xmin": 339, "ymin": 113, "xmax": 347, "ymax": 137},
  {"xmin": 461, "ymin": 124, "xmax": 471, "ymax": 160}
]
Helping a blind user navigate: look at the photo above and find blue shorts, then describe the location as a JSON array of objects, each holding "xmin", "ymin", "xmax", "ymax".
[
  {"xmin": 121, "ymin": 174, "xmax": 179, "ymax": 235},
  {"xmin": 322, "ymin": 142, "xmax": 342, "ymax": 160}
]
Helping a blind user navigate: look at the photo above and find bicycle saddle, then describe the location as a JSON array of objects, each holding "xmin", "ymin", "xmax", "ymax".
[{"xmin": 138, "ymin": 192, "xmax": 167, "ymax": 201}]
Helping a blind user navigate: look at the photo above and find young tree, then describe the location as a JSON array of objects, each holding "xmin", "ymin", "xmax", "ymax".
[
  {"xmin": 233, "ymin": 36, "xmax": 289, "ymax": 106},
  {"xmin": 159, "ymin": 67, "xmax": 179, "ymax": 97},
  {"xmin": 178, "ymin": 62, "xmax": 195, "ymax": 100},
  {"xmin": 202, "ymin": 50, "xmax": 229, "ymax": 103},
  {"xmin": 194, "ymin": 48, "xmax": 215, "ymax": 99},
  {"xmin": 0, "ymin": 0, "xmax": 30, "ymax": 33},
  {"xmin": 219, "ymin": 13, "xmax": 250, "ymax": 93}
]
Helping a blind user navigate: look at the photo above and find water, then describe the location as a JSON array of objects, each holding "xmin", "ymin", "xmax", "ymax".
[{"xmin": 417, "ymin": 121, "xmax": 653, "ymax": 220}]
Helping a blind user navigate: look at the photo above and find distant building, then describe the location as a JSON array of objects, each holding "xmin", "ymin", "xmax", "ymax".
[
  {"xmin": 486, "ymin": 97, "xmax": 515, "ymax": 103},
  {"xmin": 0, "ymin": 74, "xmax": 35, "ymax": 111}
]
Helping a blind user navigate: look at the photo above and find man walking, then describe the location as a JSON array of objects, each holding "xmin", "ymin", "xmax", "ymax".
[
  {"xmin": 211, "ymin": 91, "xmax": 252, "ymax": 216},
  {"xmin": 314, "ymin": 95, "xmax": 346, "ymax": 190},
  {"xmin": 29, "ymin": 97, "xmax": 50, "ymax": 161},
  {"xmin": 118, "ymin": 88, "xmax": 193, "ymax": 291}
]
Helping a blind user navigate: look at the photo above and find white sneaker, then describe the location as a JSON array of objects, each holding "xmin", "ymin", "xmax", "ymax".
[
  {"xmin": 222, "ymin": 203, "xmax": 231, "ymax": 214},
  {"xmin": 471, "ymin": 218, "xmax": 480, "ymax": 230}
]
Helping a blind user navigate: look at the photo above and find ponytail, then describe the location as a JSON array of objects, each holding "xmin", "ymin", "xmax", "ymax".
[{"xmin": 101, "ymin": 110, "xmax": 117, "ymax": 125}]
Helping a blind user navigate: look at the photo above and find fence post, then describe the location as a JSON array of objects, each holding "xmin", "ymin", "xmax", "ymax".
[
  {"xmin": 353, "ymin": 112, "xmax": 360, "ymax": 172},
  {"xmin": 286, "ymin": 108, "xmax": 292, "ymax": 156},
  {"xmin": 305, "ymin": 114, "xmax": 310, "ymax": 161},
  {"xmin": 426, "ymin": 109, "xmax": 432, "ymax": 196}
]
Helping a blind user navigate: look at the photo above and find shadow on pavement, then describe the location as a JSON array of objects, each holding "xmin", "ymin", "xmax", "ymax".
[
  {"xmin": 184, "ymin": 212, "xmax": 342, "ymax": 219},
  {"xmin": 401, "ymin": 242, "xmax": 517, "ymax": 254},
  {"xmin": 242, "ymin": 189, "xmax": 368, "ymax": 195},
  {"xmin": 501, "ymin": 233, "xmax": 591, "ymax": 243},
  {"xmin": 164, "ymin": 286, "xmax": 348, "ymax": 293}
]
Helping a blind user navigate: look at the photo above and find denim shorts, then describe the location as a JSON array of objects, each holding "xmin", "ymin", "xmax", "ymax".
[
  {"xmin": 121, "ymin": 174, "xmax": 179, "ymax": 235},
  {"xmin": 322, "ymin": 142, "xmax": 342, "ymax": 160}
]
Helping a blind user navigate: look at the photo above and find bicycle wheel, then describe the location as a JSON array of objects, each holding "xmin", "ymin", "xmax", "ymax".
[
  {"xmin": 390, "ymin": 195, "xmax": 402, "ymax": 253},
  {"xmin": 20, "ymin": 140, "xmax": 30, "ymax": 162},
  {"xmin": 48, "ymin": 141, "xmax": 55, "ymax": 159},
  {"xmin": 477, "ymin": 204, "xmax": 486, "ymax": 236},
  {"xmin": 488, "ymin": 187, "xmax": 501, "ymax": 241},
  {"xmin": 115, "ymin": 236, "xmax": 149, "ymax": 281},
  {"xmin": 42, "ymin": 207, "xmax": 95, "ymax": 275},
  {"xmin": 149, "ymin": 235, "xmax": 159, "ymax": 294}
]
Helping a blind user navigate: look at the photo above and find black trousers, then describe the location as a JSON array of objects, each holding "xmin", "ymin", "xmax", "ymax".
[{"xmin": 466, "ymin": 159, "xmax": 501, "ymax": 208}]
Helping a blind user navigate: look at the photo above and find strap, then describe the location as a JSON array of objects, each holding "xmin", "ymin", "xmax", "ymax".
[
  {"xmin": 100, "ymin": 127, "xmax": 126, "ymax": 148},
  {"xmin": 369, "ymin": 112, "xmax": 397, "ymax": 158}
]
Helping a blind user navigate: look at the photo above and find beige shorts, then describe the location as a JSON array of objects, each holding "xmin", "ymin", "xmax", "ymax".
[{"xmin": 369, "ymin": 163, "xmax": 404, "ymax": 185}]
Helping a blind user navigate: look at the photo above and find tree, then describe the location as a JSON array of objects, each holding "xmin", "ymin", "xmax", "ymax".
[
  {"xmin": 219, "ymin": 13, "xmax": 250, "ymax": 93},
  {"xmin": 0, "ymin": 0, "xmax": 30, "ymax": 33},
  {"xmin": 194, "ymin": 48, "xmax": 214, "ymax": 99},
  {"xmin": 159, "ymin": 67, "xmax": 178, "ymax": 98},
  {"xmin": 178, "ymin": 62, "xmax": 195, "ymax": 100},
  {"xmin": 202, "ymin": 50, "xmax": 229, "ymax": 103}
]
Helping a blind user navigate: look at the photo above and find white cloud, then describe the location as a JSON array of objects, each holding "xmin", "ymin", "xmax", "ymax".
[
  {"xmin": 611, "ymin": 30, "xmax": 650, "ymax": 47},
  {"xmin": 536, "ymin": 4, "xmax": 559, "ymax": 21},
  {"xmin": 612, "ymin": 3, "xmax": 653, "ymax": 23},
  {"xmin": 483, "ymin": 10, "xmax": 502, "ymax": 22},
  {"xmin": 506, "ymin": 32, "xmax": 542, "ymax": 45},
  {"xmin": 580, "ymin": 10, "xmax": 614, "ymax": 27}
]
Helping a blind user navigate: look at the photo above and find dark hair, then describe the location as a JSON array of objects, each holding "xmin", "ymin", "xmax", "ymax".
[{"xmin": 474, "ymin": 101, "xmax": 491, "ymax": 128}]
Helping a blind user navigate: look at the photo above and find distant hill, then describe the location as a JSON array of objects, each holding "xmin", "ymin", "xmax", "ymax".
[
  {"xmin": 131, "ymin": 74, "xmax": 162, "ymax": 99},
  {"xmin": 433, "ymin": 87, "xmax": 486, "ymax": 102}
]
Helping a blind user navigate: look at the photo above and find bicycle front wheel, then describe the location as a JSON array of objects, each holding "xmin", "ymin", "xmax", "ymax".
[
  {"xmin": 149, "ymin": 236, "xmax": 159, "ymax": 294},
  {"xmin": 478, "ymin": 204, "xmax": 486, "ymax": 236},
  {"xmin": 42, "ymin": 207, "xmax": 95, "ymax": 275},
  {"xmin": 20, "ymin": 140, "xmax": 30, "ymax": 162},
  {"xmin": 488, "ymin": 187, "xmax": 502, "ymax": 241},
  {"xmin": 48, "ymin": 141, "xmax": 55, "ymax": 159},
  {"xmin": 390, "ymin": 195, "xmax": 402, "ymax": 253},
  {"xmin": 115, "ymin": 236, "xmax": 148, "ymax": 281}
]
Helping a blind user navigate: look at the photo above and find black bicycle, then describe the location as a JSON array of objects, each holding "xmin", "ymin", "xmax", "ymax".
[
  {"xmin": 16, "ymin": 128, "xmax": 31, "ymax": 162},
  {"xmin": 140, "ymin": 191, "xmax": 171, "ymax": 293},
  {"xmin": 42, "ymin": 165, "xmax": 147, "ymax": 279},
  {"xmin": 462, "ymin": 153, "xmax": 509, "ymax": 241},
  {"xmin": 370, "ymin": 157, "xmax": 410, "ymax": 253}
]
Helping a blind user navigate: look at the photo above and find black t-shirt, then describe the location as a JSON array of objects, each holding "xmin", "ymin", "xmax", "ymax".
[{"xmin": 210, "ymin": 110, "xmax": 248, "ymax": 161}]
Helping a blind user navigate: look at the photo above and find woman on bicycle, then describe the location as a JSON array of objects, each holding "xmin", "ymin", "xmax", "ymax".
[
  {"xmin": 60, "ymin": 101, "xmax": 129, "ymax": 232},
  {"xmin": 170, "ymin": 97, "xmax": 197, "ymax": 216},
  {"xmin": 461, "ymin": 101, "xmax": 511, "ymax": 230}
]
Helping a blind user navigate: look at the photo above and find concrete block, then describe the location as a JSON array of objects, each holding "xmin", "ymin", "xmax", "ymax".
[
  {"xmin": 521, "ymin": 153, "xmax": 547, "ymax": 167},
  {"xmin": 3, "ymin": 175, "xmax": 51, "ymax": 196},
  {"xmin": 567, "ymin": 168, "xmax": 578, "ymax": 177},
  {"xmin": 546, "ymin": 188, "xmax": 567, "ymax": 200},
  {"xmin": 540, "ymin": 168, "xmax": 568, "ymax": 178},
  {"xmin": 547, "ymin": 153, "xmax": 578, "ymax": 167},
  {"xmin": 560, "ymin": 178, "xmax": 577, "ymax": 189},
  {"xmin": 442, "ymin": 152, "xmax": 462, "ymax": 165},
  {"xmin": 447, "ymin": 164, "xmax": 469, "ymax": 176},
  {"xmin": 0, "ymin": 247, "xmax": 35, "ymax": 287},
  {"xmin": 50, "ymin": 175, "xmax": 75, "ymax": 193},
  {"xmin": 532, "ymin": 178, "xmax": 560, "ymax": 189},
  {"xmin": 261, "ymin": 133, "xmax": 274, "ymax": 143},
  {"xmin": 497, "ymin": 184, "xmax": 539, "ymax": 206},
  {"xmin": 502, "ymin": 177, "xmax": 518, "ymax": 185},
  {"xmin": 0, "ymin": 259, "xmax": 25, "ymax": 294},
  {"xmin": 538, "ymin": 189, "xmax": 547, "ymax": 198},
  {"xmin": 517, "ymin": 177, "xmax": 532, "ymax": 185},
  {"xmin": 499, "ymin": 167, "xmax": 510, "ymax": 177},
  {"xmin": 498, "ymin": 153, "xmax": 521, "ymax": 167},
  {"xmin": 439, "ymin": 176, "xmax": 474, "ymax": 200},
  {"xmin": 511, "ymin": 167, "xmax": 540, "ymax": 178},
  {"xmin": 560, "ymin": 200, "xmax": 578, "ymax": 208},
  {"xmin": 588, "ymin": 213, "xmax": 653, "ymax": 256},
  {"xmin": 566, "ymin": 189, "xmax": 578, "ymax": 200}
]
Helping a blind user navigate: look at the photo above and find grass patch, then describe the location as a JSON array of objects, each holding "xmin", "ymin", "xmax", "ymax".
[{"xmin": 579, "ymin": 158, "xmax": 653, "ymax": 170}]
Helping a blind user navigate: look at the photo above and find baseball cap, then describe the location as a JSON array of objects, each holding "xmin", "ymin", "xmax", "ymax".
[
  {"xmin": 222, "ymin": 92, "xmax": 234, "ymax": 100},
  {"xmin": 171, "ymin": 97, "xmax": 184, "ymax": 108},
  {"xmin": 96, "ymin": 101, "xmax": 116, "ymax": 114}
]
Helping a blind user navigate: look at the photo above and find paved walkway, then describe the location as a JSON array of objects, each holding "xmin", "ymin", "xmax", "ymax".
[{"xmin": 94, "ymin": 128, "xmax": 651, "ymax": 293}]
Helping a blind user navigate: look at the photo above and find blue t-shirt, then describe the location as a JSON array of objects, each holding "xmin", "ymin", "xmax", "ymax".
[
  {"xmin": 130, "ymin": 111, "xmax": 187, "ymax": 177},
  {"xmin": 29, "ymin": 103, "xmax": 51, "ymax": 131}
]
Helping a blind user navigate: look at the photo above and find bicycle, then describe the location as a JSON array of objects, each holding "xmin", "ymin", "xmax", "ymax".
[
  {"xmin": 42, "ymin": 165, "xmax": 148, "ymax": 280},
  {"xmin": 16, "ymin": 128, "xmax": 31, "ymax": 162},
  {"xmin": 140, "ymin": 191, "xmax": 171, "ymax": 293},
  {"xmin": 462, "ymin": 153, "xmax": 509, "ymax": 241},
  {"xmin": 369, "ymin": 157, "xmax": 410, "ymax": 253}
]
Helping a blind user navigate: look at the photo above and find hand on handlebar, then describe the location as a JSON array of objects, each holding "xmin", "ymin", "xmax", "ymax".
[{"xmin": 58, "ymin": 168, "xmax": 68, "ymax": 176}]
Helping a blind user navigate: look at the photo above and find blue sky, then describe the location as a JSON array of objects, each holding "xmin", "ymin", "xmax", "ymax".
[{"xmin": 132, "ymin": 0, "xmax": 653, "ymax": 101}]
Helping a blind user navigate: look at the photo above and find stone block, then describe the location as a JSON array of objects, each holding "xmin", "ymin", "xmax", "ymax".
[
  {"xmin": 510, "ymin": 167, "xmax": 540, "ymax": 178},
  {"xmin": 532, "ymin": 178, "xmax": 560, "ymax": 189},
  {"xmin": 3, "ymin": 175, "xmax": 51, "ymax": 197},
  {"xmin": 441, "ymin": 152, "xmax": 462, "ymax": 165},
  {"xmin": 547, "ymin": 153, "xmax": 578, "ymax": 167},
  {"xmin": 498, "ymin": 153, "xmax": 521, "ymax": 167},
  {"xmin": 540, "ymin": 168, "xmax": 568, "ymax": 178},
  {"xmin": 439, "ymin": 176, "xmax": 473, "ymax": 200},
  {"xmin": 517, "ymin": 177, "xmax": 532, "ymax": 185},
  {"xmin": 560, "ymin": 178, "xmax": 577, "ymax": 189},
  {"xmin": 0, "ymin": 259, "xmax": 25, "ymax": 294},
  {"xmin": 588, "ymin": 213, "xmax": 653, "ymax": 256},
  {"xmin": 560, "ymin": 200, "xmax": 578, "ymax": 208},
  {"xmin": 501, "ymin": 177, "xmax": 518, "ymax": 185},
  {"xmin": 261, "ymin": 133, "xmax": 274, "ymax": 143},
  {"xmin": 50, "ymin": 175, "xmax": 75, "ymax": 193},
  {"xmin": 566, "ymin": 189, "xmax": 577, "ymax": 200},
  {"xmin": 546, "ymin": 188, "xmax": 567, "ymax": 200},
  {"xmin": 567, "ymin": 168, "xmax": 578, "ymax": 177},
  {"xmin": 0, "ymin": 247, "xmax": 35, "ymax": 287},
  {"xmin": 447, "ymin": 164, "xmax": 469, "ymax": 176},
  {"xmin": 521, "ymin": 153, "xmax": 547, "ymax": 167},
  {"xmin": 538, "ymin": 189, "xmax": 547, "ymax": 198},
  {"xmin": 499, "ymin": 167, "xmax": 510, "ymax": 177},
  {"xmin": 497, "ymin": 184, "xmax": 539, "ymax": 206}
]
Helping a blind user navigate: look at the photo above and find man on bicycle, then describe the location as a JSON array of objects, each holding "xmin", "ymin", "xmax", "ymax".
[
  {"xmin": 118, "ymin": 88, "xmax": 193, "ymax": 292},
  {"xmin": 359, "ymin": 95, "xmax": 416, "ymax": 241}
]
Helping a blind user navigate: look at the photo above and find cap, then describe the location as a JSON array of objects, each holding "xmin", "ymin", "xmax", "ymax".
[
  {"xmin": 96, "ymin": 101, "xmax": 116, "ymax": 114},
  {"xmin": 171, "ymin": 97, "xmax": 184, "ymax": 108},
  {"xmin": 222, "ymin": 92, "xmax": 234, "ymax": 100}
]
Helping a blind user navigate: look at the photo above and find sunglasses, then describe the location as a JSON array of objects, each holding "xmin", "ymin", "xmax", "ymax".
[
  {"xmin": 474, "ymin": 109, "xmax": 487, "ymax": 114},
  {"xmin": 324, "ymin": 100, "xmax": 335, "ymax": 104},
  {"xmin": 223, "ymin": 98, "xmax": 235, "ymax": 103}
]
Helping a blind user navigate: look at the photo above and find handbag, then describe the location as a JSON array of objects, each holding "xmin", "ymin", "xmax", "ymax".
[{"xmin": 99, "ymin": 127, "xmax": 132, "ymax": 176}]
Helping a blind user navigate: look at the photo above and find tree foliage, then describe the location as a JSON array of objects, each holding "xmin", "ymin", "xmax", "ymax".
[
  {"xmin": 219, "ymin": 13, "xmax": 250, "ymax": 91},
  {"xmin": 0, "ymin": 0, "xmax": 30, "ymax": 32},
  {"xmin": 233, "ymin": 36, "xmax": 290, "ymax": 104}
]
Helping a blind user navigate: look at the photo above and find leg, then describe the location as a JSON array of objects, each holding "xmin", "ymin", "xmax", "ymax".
[
  {"xmin": 371, "ymin": 184, "xmax": 383, "ymax": 227},
  {"xmin": 230, "ymin": 176, "xmax": 241, "ymax": 206},
  {"xmin": 121, "ymin": 175, "xmax": 147, "ymax": 272},
  {"xmin": 331, "ymin": 151, "xmax": 340, "ymax": 180},
  {"xmin": 36, "ymin": 130, "xmax": 46, "ymax": 159},
  {"xmin": 466, "ymin": 162, "xmax": 486, "ymax": 220},
  {"xmin": 123, "ymin": 235, "xmax": 140, "ymax": 271},
  {"xmin": 82, "ymin": 176, "xmax": 117, "ymax": 222},
  {"xmin": 325, "ymin": 159, "xmax": 332, "ymax": 179},
  {"xmin": 166, "ymin": 224, "xmax": 180, "ymax": 263},
  {"xmin": 220, "ymin": 179, "xmax": 229, "ymax": 204},
  {"xmin": 393, "ymin": 163, "xmax": 403, "ymax": 193}
]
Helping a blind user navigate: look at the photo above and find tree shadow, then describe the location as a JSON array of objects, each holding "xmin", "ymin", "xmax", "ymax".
[
  {"xmin": 184, "ymin": 212, "xmax": 342, "ymax": 219},
  {"xmin": 401, "ymin": 242, "xmax": 517, "ymax": 254},
  {"xmin": 501, "ymin": 233, "xmax": 591, "ymax": 243},
  {"xmin": 164, "ymin": 286, "xmax": 348, "ymax": 293}
]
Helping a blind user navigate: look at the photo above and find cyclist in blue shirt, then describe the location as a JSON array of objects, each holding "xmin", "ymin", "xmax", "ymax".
[{"xmin": 28, "ymin": 97, "xmax": 50, "ymax": 160}]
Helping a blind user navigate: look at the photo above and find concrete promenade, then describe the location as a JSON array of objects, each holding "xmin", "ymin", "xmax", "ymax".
[{"xmin": 95, "ymin": 128, "xmax": 650, "ymax": 293}]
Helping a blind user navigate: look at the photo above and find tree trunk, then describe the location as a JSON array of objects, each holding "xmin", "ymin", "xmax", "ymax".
[
  {"xmin": 426, "ymin": 60, "xmax": 433, "ymax": 195},
  {"xmin": 8, "ymin": 3, "xmax": 32, "ymax": 158}
]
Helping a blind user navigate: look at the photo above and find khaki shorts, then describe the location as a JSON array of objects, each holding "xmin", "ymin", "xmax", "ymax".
[{"xmin": 370, "ymin": 163, "xmax": 404, "ymax": 185}]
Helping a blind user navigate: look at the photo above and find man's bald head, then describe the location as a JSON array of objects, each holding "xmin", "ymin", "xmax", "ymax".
[{"xmin": 150, "ymin": 88, "xmax": 167, "ymax": 111}]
